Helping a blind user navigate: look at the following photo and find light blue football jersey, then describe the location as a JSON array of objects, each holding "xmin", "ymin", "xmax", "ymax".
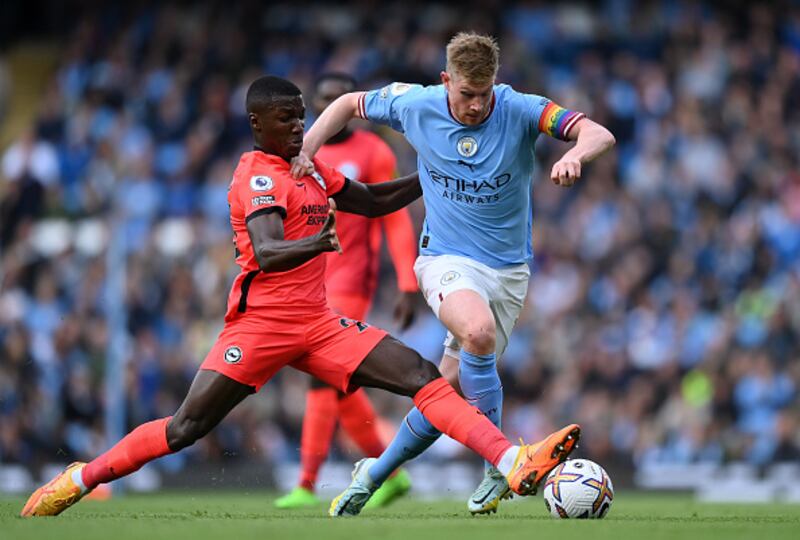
[{"xmin": 359, "ymin": 82, "xmax": 583, "ymax": 268}]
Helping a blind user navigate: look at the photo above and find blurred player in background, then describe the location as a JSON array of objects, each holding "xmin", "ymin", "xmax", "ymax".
[
  {"xmin": 293, "ymin": 32, "xmax": 614, "ymax": 516},
  {"xmin": 274, "ymin": 73, "xmax": 417, "ymax": 510},
  {"xmin": 21, "ymin": 75, "xmax": 581, "ymax": 519}
]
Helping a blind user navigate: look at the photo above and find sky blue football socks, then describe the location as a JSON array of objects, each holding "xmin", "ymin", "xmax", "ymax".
[
  {"xmin": 458, "ymin": 350, "xmax": 502, "ymax": 470},
  {"xmin": 369, "ymin": 350, "xmax": 501, "ymax": 484},
  {"xmin": 369, "ymin": 406, "xmax": 440, "ymax": 484}
]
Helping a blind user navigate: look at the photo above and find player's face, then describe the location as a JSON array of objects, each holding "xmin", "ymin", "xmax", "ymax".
[
  {"xmin": 312, "ymin": 79, "xmax": 352, "ymax": 117},
  {"xmin": 441, "ymin": 71, "xmax": 494, "ymax": 126},
  {"xmin": 252, "ymin": 96, "xmax": 306, "ymax": 160}
]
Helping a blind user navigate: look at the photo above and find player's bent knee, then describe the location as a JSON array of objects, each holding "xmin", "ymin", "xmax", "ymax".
[
  {"xmin": 166, "ymin": 415, "xmax": 211, "ymax": 451},
  {"xmin": 383, "ymin": 348, "xmax": 441, "ymax": 396},
  {"xmin": 353, "ymin": 336, "xmax": 446, "ymax": 396},
  {"xmin": 406, "ymin": 360, "xmax": 442, "ymax": 395},
  {"xmin": 459, "ymin": 324, "xmax": 496, "ymax": 354}
]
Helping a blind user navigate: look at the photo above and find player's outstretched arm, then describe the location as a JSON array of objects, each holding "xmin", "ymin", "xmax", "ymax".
[
  {"xmin": 246, "ymin": 202, "xmax": 341, "ymax": 273},
  {"xmin": 333, "ymin": 172, "xmax": 421, "ymax": 218},
  {"xmin": 290, "ymin": 92, "xmax": 365, "ymax": 178},
  {"xmin": 550, "ymin": 118, "xmax": 615, "ymax": 186}
]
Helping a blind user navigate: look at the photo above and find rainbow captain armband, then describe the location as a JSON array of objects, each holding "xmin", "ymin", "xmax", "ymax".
[{"xmin": 537, "ymin": 101, "xmax": 586, "ymax": 140}]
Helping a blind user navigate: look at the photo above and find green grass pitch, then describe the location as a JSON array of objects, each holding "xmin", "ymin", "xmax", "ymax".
[{"xmin": 2, "ymin": 491, "xmax": 799, "ymax": 540}]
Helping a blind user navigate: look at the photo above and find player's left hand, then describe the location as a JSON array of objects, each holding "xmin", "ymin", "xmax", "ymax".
[
  {"xmin": 290, "ymin": 151, "xmax": 315, "ymax": 179},
  {"xmin": 550, "ymin": 157, "xmax": 582, "ymax": 186},
  {"xmin": 393, "ymin": 291, "xmax": 417, "ymax": 331}
]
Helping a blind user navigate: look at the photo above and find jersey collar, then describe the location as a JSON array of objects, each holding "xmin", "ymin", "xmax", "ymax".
[{"xmin": 252, "ymin": 146, "xmax": 293, "ymax": 167}]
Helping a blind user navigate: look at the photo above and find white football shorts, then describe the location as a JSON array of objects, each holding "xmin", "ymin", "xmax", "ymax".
[{"xmin": 414, "ymin": 254, "xmax": 530, "ymax": 359}]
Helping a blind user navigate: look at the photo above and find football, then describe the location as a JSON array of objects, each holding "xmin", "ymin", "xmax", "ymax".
[{"xmin": 542, "ymin": 459, "xmax": 614, "ymax": 519}]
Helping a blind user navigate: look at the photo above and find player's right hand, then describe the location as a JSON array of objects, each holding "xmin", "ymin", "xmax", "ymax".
[
  {"xmin": 318, "ymin": 198, "xmax": 342, "ymax": 254},
  {"xmin": 290, "ymin": 151, "xmax": 315, "ymax": 179},
  {"xmin": 550, "ymin": 156, "xmax": 582, "ymax": 186}
]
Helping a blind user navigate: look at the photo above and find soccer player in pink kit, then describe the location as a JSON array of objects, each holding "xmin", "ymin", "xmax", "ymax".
[{"xmin": 275, "ymin": 73, "xmax": 418, "ymax": 509}]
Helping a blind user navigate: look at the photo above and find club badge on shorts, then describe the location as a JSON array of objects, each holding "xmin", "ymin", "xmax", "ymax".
[
  {"xmin": 224, "ymin": 346, "xmax": 243, "ymax": 364},
  {"xmin": 440, "ymin": 271, "xmax": 461, "ymax": 285}
]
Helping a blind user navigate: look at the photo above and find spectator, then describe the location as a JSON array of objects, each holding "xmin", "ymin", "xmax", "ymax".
[{"xmin": 1, "ymin": 0, "xmax": 798, "ymax": 479}]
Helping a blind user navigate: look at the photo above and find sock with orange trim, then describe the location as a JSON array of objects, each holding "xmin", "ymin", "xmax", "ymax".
[{"xmin": 413, "ymin": 378, "xmax": 513, "ymax": 466}]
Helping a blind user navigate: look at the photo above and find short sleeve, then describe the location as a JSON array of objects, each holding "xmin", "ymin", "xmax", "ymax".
[
  {"xmin": 358, "ymin": 83, "xmax": 423, "ymax": 133},
  {"xmin": 234, "ymin": 166, "xmax": 289, "ymax": 222},
  {"xmin": 312, "ymin": 158, "xmax": 348, "ymax": 196}
]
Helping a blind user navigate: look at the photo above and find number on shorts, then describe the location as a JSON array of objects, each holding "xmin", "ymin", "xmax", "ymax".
[{"xmin": 339, "ymin": 318, "xmax": 369, "ymax": 333}]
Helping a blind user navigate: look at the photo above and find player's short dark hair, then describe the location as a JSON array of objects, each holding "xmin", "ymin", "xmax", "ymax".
[
  {"xmin": 246, "ymin": 76, "xmax": 302, "ymax": 113},
  {"xmin": 314, "ymin": 72, "xmax": 357, "ymax": 93}
]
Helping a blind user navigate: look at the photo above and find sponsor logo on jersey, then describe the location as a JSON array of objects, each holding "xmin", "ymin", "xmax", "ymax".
[
  {"xmin": 250, "ymin": 175, "xmax": 273, "ymax": 191},
  {"xmin": 224, "ymin": 346, "xmax": 243, "ymax": 364},
  {"xmin": 301, "ymin": 204, "xmax": 329, "ymax": 225},
  {"xmin": 441, "ymin": 190, "xmax": 501, "ymax": 204},
  {"xmin": 251, "ymin": 195, "xmax": 276, "ymax": 206},
  {"xmin": 312, "ymin": 172, "xmax": 326, "ymax": 190},
  {"xmin": 440, "ymin": 271, "xmax": 461, "ymax": 285},
  {"xmin": 427, "ymin": 169, "xmax": 511, "ymax": 193},
  {"xmin": 457, "ymin": 136, "xmax": 478, "ymax": 158},
  {"xmin": 426, "ymin": 166, "xmax": 511, "ymax": 205}
]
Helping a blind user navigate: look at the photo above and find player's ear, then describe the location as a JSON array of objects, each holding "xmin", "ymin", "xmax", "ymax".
[
  {"xmin": 248, "ymin": 112, "xmax": 260, "ymax": 132},
  {"xmin": 440, "ymin": 71, "xmax": 450, "ymax": 88}
]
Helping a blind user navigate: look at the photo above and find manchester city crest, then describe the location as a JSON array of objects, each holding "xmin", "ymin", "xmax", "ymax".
[
  {"xmin": 440, "ymin": 271, "xmax": 461, "ymax": 285},
  {"xmin": 457, "ymin": 136, "xmax": 478, "ymax": 158}
]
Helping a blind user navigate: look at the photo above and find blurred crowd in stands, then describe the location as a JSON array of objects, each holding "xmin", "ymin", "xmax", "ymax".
[{"xmin": 1, "ymin": 0, "xmax": 799, "ymax": 482}]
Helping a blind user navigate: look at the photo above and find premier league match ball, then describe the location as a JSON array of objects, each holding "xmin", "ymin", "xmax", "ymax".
[{"xmin": 542, "ymin": 459, "xmax": 614, "ymax": 519}]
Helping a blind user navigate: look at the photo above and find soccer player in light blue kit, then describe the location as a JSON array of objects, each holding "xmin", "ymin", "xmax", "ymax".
[{"xmin": 292, "ymin": 32, "xmax": 615, "ymax": 516}]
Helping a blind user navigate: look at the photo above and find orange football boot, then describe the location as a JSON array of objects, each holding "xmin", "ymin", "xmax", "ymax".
[
  {"xmin": 506, "ymin": 424, "xmax": 581, "ymax": 496},
  {"xmin": 20, "ymin": 462, "xmax": 89, "ymax": 517}
]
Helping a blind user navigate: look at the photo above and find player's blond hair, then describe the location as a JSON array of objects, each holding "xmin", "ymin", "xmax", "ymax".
[{"xmin": 445, "ymin": 32, "xmax": 500, "ymax": 84}]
